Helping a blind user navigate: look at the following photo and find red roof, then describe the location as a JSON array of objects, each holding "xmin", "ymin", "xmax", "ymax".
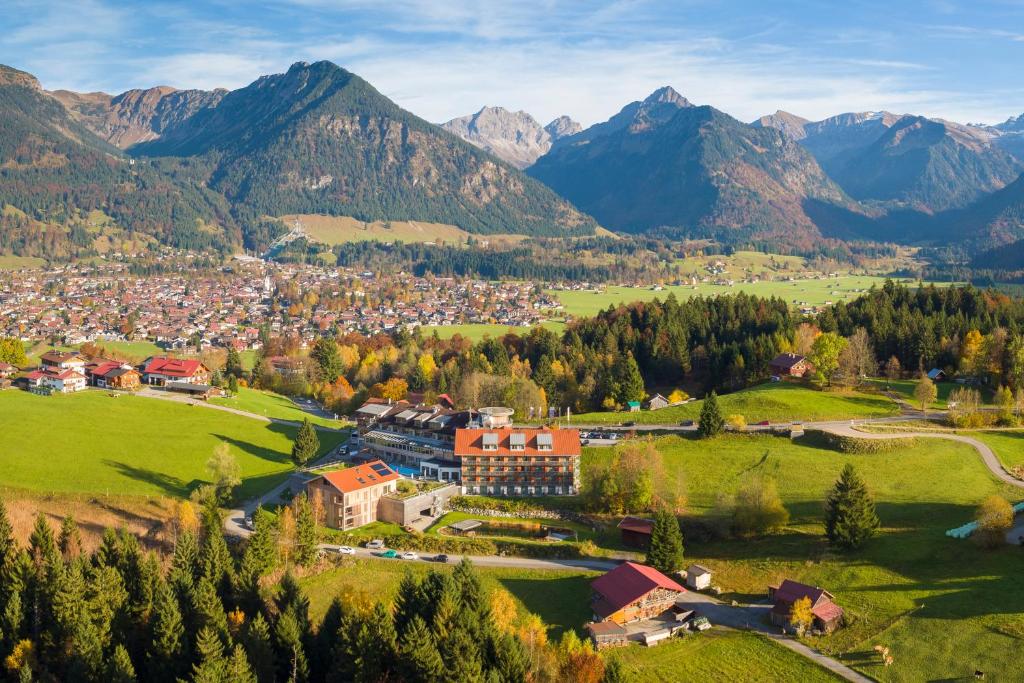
[
  {"xmin": 0, "ymin": 362, "xmax": 15, "ymax": 372},
  {"xmin": 87, "ymin": 360, "xmax": 123, "ymax": 377},
  {"xmin": 142, "ymin": 356, "xmax": 208, "ymax": 378},
  {"xmin": 320, "ymin": 460, "xmax": 400, "ymax": 494},
  {"xmin": 454, "ymin": 428, "xmax": 581, "ymax": 457},
  {"xmin": 40, "ymin": 351, "xmax": 84, "ymax": 364},
  {"xmin": 771, "ymin": 579, "xmax": 842, "ymax": 621},
  {"xmin": 52, "ymin": 369, "xmax": 85, "ymax": 381},
  {"xmin": 591, "ymin": 562, "xmax": 685, "ymax": 614}
]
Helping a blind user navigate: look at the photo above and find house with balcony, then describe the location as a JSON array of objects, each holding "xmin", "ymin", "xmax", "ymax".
[{"xmin": 455, "ymin": 427, "xmax": 581, "ymax": 496}]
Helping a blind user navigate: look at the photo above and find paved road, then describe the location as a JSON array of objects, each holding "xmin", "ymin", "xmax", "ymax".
[
  {"xmin": 318, "ymin": 543, "xmax": 620, "ymax": 572},
  {"xmin": 819, "ymin": 423, "xmax": 1024, "ymax": 490}
]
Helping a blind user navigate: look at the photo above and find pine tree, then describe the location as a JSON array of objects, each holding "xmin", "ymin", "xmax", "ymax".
[
  {"xmin": 698, "ymin": 391, "xmax": 724, "ymax": 438},
  {"xmin": 170, "ymin": 531, "xmax": 200, "ymax": 589},
  {"xmin": 147, "ymin": 580, "xmax": 186, "ymax": 683},
  {"xmin": 438, "ymin": 618, "xmax": 484, "ymax": 683},
  {"xmin": 106, "ymin": 644, "xmax": 137, "ymax": 683},
  {"xmin": 824, "ymin": 464, "xmax": 880, "ymax": 549},
  {"xmin": 57, "ymin": 517, "xmax": 82, "ymax": 562},
  {"xmin": 310, "ymin": 598, "xmax": 344, "ymax": 683},
  {"xmin": 291, "ymin": 419, "xmax": 320, "ymax": 466},
  {"xmin": 646, "ymin": 509, "xmax": 684, "ymax": 575},
  {"xmin": 352, "ymin": 603, "xmax": 398, "ymax": 682},
  {"xmin": 487, "ymin": 631, "xmax": 529, "ymax": 682},
  {"xmin": 399, "ymin": 615, "xmax": 444, "ymax": 682},
  {"xmin": 275, "ymin": 610, "xmax": 310, "ymax": 683},
  {"xmin": 190, "ymin": 627, "xmax": 228, "ymax": 683},
  {"xmin": 0, "ymin": 500, "xmax": 20, "ymax": 607},
  {"xmin": 293, "ymin": 495, "xmax": 319, "ymax": 567},
  {"xmin": 93, "ymin": 527, "xmax": 121, "ymax": 569},
  {"xmin": 191, "ymin": 578, "xmax": 230, "ymax": 646},
  {"xmin": 602, "ymin": 657, "xmax": 631, "ymax": 683},
  {"xmin": 199, "ymin": 502, "xmax": 234, "ymax": 597},
  {"xmin": 242, "ymin": 612, "xmax": 277, "ymax": 683},
  {"xmin": 226, "ymin": 644, "xmax": 258, "ymax": 683}
]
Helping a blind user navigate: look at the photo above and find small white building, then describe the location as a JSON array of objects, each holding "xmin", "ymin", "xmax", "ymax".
[{"xmin": 685, "ymin": 564, "xmax": 712, "ymax": 591}]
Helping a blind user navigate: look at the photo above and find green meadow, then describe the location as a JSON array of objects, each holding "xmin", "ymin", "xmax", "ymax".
[
  {"xmin": 569, "ymin": 382, "xmax": 899, "ymax": 425},
  {"xmin": 0, "ymin": 390, "xmax": 345, "ymax": 499},
  {"xmin": 210, "ymin": 387, "xmax": 344, "ymax": 429}
]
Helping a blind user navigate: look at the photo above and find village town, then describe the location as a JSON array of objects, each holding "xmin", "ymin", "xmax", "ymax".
[{"xmin": 0, "ymin": 256, "xmax": 558, "ymax": 351}]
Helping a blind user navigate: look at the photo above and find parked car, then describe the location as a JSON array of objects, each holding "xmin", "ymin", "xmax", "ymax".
[
  {"xmin": 755, "ymin": 420, "xmax": 770, "ymax": 426},
  {"xmin": 679, "ymin": 420, "xmax": 694, "ymax": 427},
  {"xmin": 433, "ymin": 554, "xmax": 449, "ymax": 563},
  {"xmin": 336, "ymin": 546, "xmax": 355, "ymax": 555},
  {"xmin": 623, "ymin": 421, "xmax": 636, "ymax": 427},
  {"xmin": 366, "ymin": 539, "xmax": 385, "ymax": 550},
  {"xmin": 243, "ymin": 516, "xmax": 253, "ymax": 530},
  {"xmin": 380, "ymin": 549, "xmax": 398, "ymax": 559},
  {"xmin": 400, "ymin": 551, "xmax": 419, "ymax": 560}
]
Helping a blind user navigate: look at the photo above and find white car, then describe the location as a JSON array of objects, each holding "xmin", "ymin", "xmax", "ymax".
[
  {"xmin": 336, "ymin": 546, "xmax": 355, "ymax": 555},
  {"xmin": 400, "ymin": 551, "xmax": 419, "ymax": 560},
  {"xmin": 366, "ymin": 539, "xmax": 385, "ymax": 550}
]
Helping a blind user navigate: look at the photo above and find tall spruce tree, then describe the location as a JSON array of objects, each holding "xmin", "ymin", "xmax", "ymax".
[
  {"xmin": 399, "ymin": 615, "xmax": 444, "ymax": 682},
  {"xmin": 106, "ymin": 644, "xmax": 137, "ymax": 683},
  {"xmin": 646, "ymin": 509, "xmax": 685, "ymax": 575},
  {"xmin": 147, "ymin": 580, "xmax": 186, "ymax": 683},
  {"xmin": 242, "ymin": 612, "xmax": 277, "ymax": 683},
  {"xmin": 698, "ymin": 391, "xmax": 724, "ymax": 438},
  {"xmin": 293, "ymin": 495, "xmax": 319, "ymax": 567},
  {"xmin": 824, "ymin": 464, "xmax": 880, "ymax": 549},
  {"xmin": 190, "ymin": 627, "xmax": 229, "ymax": 683},
  {"xmin": 291, "ymin": 419, "xmax": 320, "ymax": 466}
]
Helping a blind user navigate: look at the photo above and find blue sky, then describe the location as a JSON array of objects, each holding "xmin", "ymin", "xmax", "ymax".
[{"xmin": 3, "ymin": 0, "xmax": 1024, "ymax": 126}]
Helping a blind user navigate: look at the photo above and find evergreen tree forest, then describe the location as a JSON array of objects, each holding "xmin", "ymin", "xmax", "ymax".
[{"xmin": 0, "ymin": 499, "xmax": 608, "ymax": 683}]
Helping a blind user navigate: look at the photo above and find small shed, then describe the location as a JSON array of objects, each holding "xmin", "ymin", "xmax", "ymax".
[
  {"xmin": 627, "ymin": 401, "xmax": 641, "ymax": 413},
  {"xmin": 617, "ymin": 516, "xmax": 655, "ymax": 549},
  {"xmin": 646, "ymin": 394, "xmax": 669, "ymax": 411},
  {"xmin": 165, "ymin": 381, "xmax": 216, "ymax": 398},
  {"xmin": 685, "ymin": 564, "xmax": 712, "ymax": 590},
  {"xmin": 586, "ymin": 621, "xmax": 628, "ymax": 650},
  {"xmin": 448, "ymin": 519, "xmax": 483, "ymax": 536},
  {"xmin": 926, "ymin": 368, "xmax": 946, "ymax": 381}
]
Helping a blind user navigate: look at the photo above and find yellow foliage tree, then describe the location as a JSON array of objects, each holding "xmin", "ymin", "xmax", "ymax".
[
  {"xmin": 975, "ymin": 494, "xmax": 1014, "ymax": 549},
  {"xmin": 789, "ymin": 596, "xmax": 814, "ymax": 633},
  {"xmin": 668, "ymin": 389, "xmax": 689, "ymax": 403},
  {"xmin": 489, "ymin": 588, "xmax": 518, "ymax": 634},
  {"xmin": 961, "ymin": 329, "xmax": 984, "ymax": 375},
  {"xmin": 4, "ymin": 640, "xmax": 34, "ymax": 673},
  {"xmin": 278, "ymin": 505, "xmax": 296, "ymax": 565},
  {"xmin": 417, "ymin": 354, "xmax": 437, "ymax": 381}
]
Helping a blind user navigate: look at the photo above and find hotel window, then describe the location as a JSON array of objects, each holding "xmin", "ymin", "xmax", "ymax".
[
  {"xmin": 536, "ymin": 433, "xmax": 553, "ymax": 451},
  {"xmin": 482, "ymin": 433, "xmax": 498, "ymax": 451},
  {"xmin": 509, "ymin": 433, "xmax": 526, "ymax": 451}
]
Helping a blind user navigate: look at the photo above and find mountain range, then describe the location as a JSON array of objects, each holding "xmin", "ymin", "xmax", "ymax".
[
  {"xmin": 439, "ymin": 107, "xmax": 581, "ymax": 169},
  {"xmin": 3, "ymin": 59, "xmax": 1024, "ymax": 260},
  {"xmin": 0, "ymin": 61, "xmax": 594, "ymax": 259}
]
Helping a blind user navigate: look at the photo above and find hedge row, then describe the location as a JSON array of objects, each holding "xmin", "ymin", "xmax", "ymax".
[{"xmin": 810, "ymin": 430, "xmax": 917, "ymax": 453}]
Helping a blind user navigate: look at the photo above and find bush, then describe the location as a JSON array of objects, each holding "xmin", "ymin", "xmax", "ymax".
[{"xmin": 809, "ymin": 430, "xmax": 916, "ymax": 454}]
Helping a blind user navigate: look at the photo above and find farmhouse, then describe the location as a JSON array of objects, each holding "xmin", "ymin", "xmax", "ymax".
[
  {"xmin": 85, "ymin": 359, "xmax": 141, "ymax": 390},
  {"xmin": 22, "ymin": 368, "xmax": 87, "ymax": 394},
  {"xmin": 590, "ymin": 561, "xmax": 686, "ymax": 625},
  {"xmin": 645, "ymin": 394, "xmax": 669, "ymax": 411},
  {"xmin": 769, "ymin": 353, "xmax": 811, "ymax": 378},
  {"xmin": 39, "ymin": 351, "xmax": 86, "ymax": 372},
  {"xmin": 307, "ymin": 460, "xmax": 401, "ymax": 530},
  {"xmin": 617, "ymin": 516, "xmax": 654, "ymax": 548},
  {"xmin": 141, "ymin": 356, "xmax": 210, "ymax": 386},
  {"xmin": 768, "ymin": 579, "xmax": 844, "ymax": 633}
]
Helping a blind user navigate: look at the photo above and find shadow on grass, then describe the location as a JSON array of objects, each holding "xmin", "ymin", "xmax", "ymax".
[
  {"xmin": 498, "ymin": 575, "xmax": 594, "ymax": 637},
  {"xmin": 101, "ymin": 459, "xmax": 193, "ymax": 497}
]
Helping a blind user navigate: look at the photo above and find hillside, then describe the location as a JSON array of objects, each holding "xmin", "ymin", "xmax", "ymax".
[
  {"xmin": 528, "ymin": 88, "xmax": 851, "ymax": 247},
  {"xmin": 0, "ymin": 65, "xmax": 237, "ymax": 258},
  {"xmin": 134, "ymin": 61, "xmax": 595, "ymax": 237},
  {"xmin": 440, "ymin": 106, "xmax": 580, "ymax": 168}
]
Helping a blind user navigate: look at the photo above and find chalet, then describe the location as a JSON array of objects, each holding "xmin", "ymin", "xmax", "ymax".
[
  {"xmin": 85, "ymin": 360, "xmax": 141, "ymax": 390},
  {"xmin": 23, "ymin": 368, "xmax": 87, "ymax": 394},
  {"xmin": 141, "ymin": 356, "xmax": 210, "ymax": 386},
  {"xmin": 0, "ymin": 362, "xmax": 16, "ymax": 379},
  {"xmin": 590, "ymin": 561, "xmax": 686, "ymax": 625},
  {"xmin": 39, "ymin": 351, "xmax": 86, "ymax": 372},
  {"xmin": 927, "ymin": 368, "xmax": 946, "ymax": 382},
  {"xmin": 768, "ymin": 579, "xmax": 844, "ymax": 633},
  {"xmin": 617, "ymin": 516, "xmax": 655, "ymax": 548},
  {"xmin": 307, "ymin": 460, "xmax": 401, "ymax": 530},
  {"xmin": 645, "ymin": 394, "xmax": 669, "ymax": 411},
  {"xmin": 769, "ymin": 353, "xmax": 811, "ymax": 378}
]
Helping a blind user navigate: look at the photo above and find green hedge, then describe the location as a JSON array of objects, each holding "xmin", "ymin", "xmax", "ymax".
[{"xmin": 810, "ymin": 430, "xmax": 916, "ymax": 453}]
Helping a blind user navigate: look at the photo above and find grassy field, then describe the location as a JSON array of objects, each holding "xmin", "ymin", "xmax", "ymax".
[
  {"xmin": 210, "ymin": 387, "xmax": 344, "ymax": 429},
  {"xmin": 568, "ymin": 382, "xmax": 899, "ymax": 425},
  {"xmin": 608, "ymin": 630, "xmax": 842, "ymax": 682},
  {"xmin": 868, "ymin": 377, "xmax": 984, "ymax": 409},
  {"xmin": 282, "ymin": 214, "xmax": 529, "ymax": 247},
  {"xmin": 547, "ymin": 275, "xmax": 916, "ymax": 318},
  {"xmin": 580, "ymin": 433, "xmax": 1022, "ymax": 681},
  {"xmin": 970, "ymin": 430, "xmax": 1024, "ymax": 470},
  {"xmin": 421, "ymin": 321, "xmax": 566, "ymax": 342},
  {"xmin": 0, "ymin": 255, "xmax": 46, "ymax": 270},
  {"xmin": 0, "ymin": 390, "xmax": 345, "ymax": 499}
]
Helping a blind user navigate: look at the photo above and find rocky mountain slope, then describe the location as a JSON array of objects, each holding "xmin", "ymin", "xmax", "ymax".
[
  {"xmin": 51, "ymin": 86, "xmax": 226, "ymax": 148},
  {"xmin": 757, "ymin": 110, "xmax": 1022, "ymax": 212},
  {"xmin": 529, "ymin": 88, "xmax": 851, "ymax": 247},
  {"xmin": 440, "ymin": 106, "xmax": 580, "ymax": 168}
]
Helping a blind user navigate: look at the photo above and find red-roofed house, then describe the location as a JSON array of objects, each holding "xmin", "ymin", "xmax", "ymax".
[
  {"xmin": 617, "ymin": 516, "xmax": 655, "ymax": 548},
  {"xmin": 141, "ymin": 356, "xmax": 210, "ymax": 386},
  {"xmin": 768, "ymin": 579, "xmax": 844, "ymax": 633},
  {"xmin": 39, "ymin": 351, "xmax": 86, "ymax": 372},
  {"xmin": 590, "ymin": 561, "xmax": 686, "ymax": 625},
  {"xmin": 306, "ymin": 460, "xmax": 401, "ymax": 530},
  {"xmin": 454, "ymin": 427, "xmax": 581, "ymax": 496}
]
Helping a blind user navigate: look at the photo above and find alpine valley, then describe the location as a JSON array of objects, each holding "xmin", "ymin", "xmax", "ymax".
[{"xmin": 3, "ymin": 59, "xmax": 1024, "ymax": 260}]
